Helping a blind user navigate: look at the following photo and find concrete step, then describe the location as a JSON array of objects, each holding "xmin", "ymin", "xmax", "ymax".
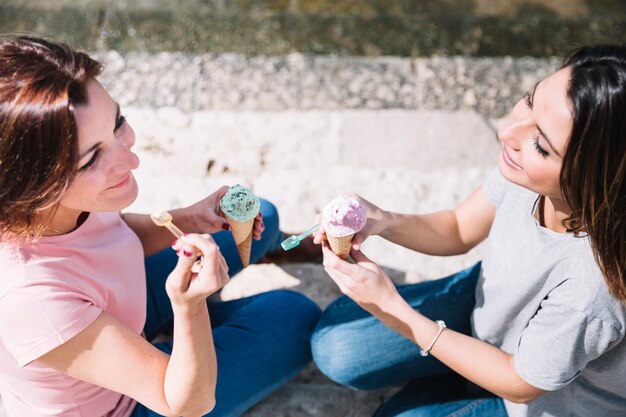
[
  {"xmin": 126, "ymin": 107, "xmax": 497, "ymax": 277},
  {"xmin": 93, "ymin": 52, "xmax": 560, "ymax": 118}
]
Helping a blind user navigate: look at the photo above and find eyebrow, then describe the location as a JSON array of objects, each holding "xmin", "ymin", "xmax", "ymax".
[
  {"xmin": 78, "ymin": 103, "xmax": 120, "ymax": 159},
  {"xmin": 531, "ymin": 83, "xmax": 562, "ymax": 158}
]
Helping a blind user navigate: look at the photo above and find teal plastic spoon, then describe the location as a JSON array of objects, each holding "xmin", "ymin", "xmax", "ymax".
[{"xmin": 281, "ymin": 224, "xmax": 320, "ymax": 251}]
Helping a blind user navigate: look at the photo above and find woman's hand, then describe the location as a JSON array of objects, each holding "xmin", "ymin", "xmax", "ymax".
[
  {"xmin": 183, "ymin": 186, "xmax": 264, "ymax": 240},
  {"xmin": 168, "ymin": 234, "xmax": 229, "ymax": 308},
  {"xmin": 183, "ymin": 186, "xmax": 230, "ymax": 235},
  {"xmin": 313, "ymin": 193, "xmax": 389, "ymax": 249},
  {"xmin": 321, "ymin": 240, "xmax": 401, "ymax": 316}
]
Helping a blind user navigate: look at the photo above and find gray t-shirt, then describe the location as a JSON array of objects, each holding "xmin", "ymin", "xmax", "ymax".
[{"xmin": 472, "ymin": 168, "xmax": 626, "ymax": 417}]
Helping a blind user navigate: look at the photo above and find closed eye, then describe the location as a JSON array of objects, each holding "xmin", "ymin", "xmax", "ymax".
[
  {"xmin": 78, "ymin": 148, "xmax": 101, "ymax": 172},
  {"xmin": 533, "ymin": 138, "xmax": 549, "ymax": 158},
  {"xmin": 524, "ymin": 91, "xmax": 533, "ymax": 109},
  {"xmin": 114, "ymin": 114, "xmax": 126, "ymax": 131}
]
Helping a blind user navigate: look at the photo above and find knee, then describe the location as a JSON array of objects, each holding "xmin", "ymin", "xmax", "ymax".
[
  {"xmin": 265, "ymin": 290, "xmax": 322, "ymax": 336},
  {"xmin": 311, "ymin": 323, "xmax": 367, "ymax": 389}
]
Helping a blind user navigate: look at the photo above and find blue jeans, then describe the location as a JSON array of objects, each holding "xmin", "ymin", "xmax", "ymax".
[
  {"xmin": 131, "ymin": 200, "xmax": 322, "ymax": 417},
  {"xmin": 311, "ymin": 263, "xmax": 507, "ymax": 417}
]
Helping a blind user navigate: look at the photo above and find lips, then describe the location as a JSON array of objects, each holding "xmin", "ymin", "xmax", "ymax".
[
  {"xmin": 109, "ymin": 174, "xmax": 132, "ymax": 189},
  {"xmin": 502, "ymin": 147, "xmax": 523, "ymax": 170}
]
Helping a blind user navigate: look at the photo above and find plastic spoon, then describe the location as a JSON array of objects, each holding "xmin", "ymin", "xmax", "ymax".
[
  {"xmin": 150, "ymin": 211, "xmax": 185, "ymax": 238},
  {"xmin": 281, "ymin": 224, "xmax": 319, "ymax": 251}
]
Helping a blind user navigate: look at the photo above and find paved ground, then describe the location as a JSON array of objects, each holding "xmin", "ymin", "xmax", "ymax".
[{"xmin": 0, "ymin": 51, "xmax": 555, "ymax": 416}]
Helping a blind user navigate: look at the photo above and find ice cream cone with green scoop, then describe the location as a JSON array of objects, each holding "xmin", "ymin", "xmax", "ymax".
[{"xmin": 219, "ymin": 185, "xmax": 260, "ymax": 267}]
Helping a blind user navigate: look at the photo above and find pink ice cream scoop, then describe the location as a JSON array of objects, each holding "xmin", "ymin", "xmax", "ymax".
[{"xmin": 322, "ymin": 195, "xmax": 367, "ymax": 237}]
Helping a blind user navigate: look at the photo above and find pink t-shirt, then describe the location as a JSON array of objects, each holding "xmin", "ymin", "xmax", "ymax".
[{"xmin": 0, "ymin": 211, "xmax": 146, "ymax": 417}]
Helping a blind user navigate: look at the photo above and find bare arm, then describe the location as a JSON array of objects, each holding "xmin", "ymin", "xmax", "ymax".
[
  {"xmin": 123, "ymin": 186, "xmax": 263, "ymax": 256},
  {"xmin": 321, "ymin": 244, "xmax": 545, "ymax": 403},
  {"xmin": 385, "ymin": 295, "xmax": 545, "ymax": 403},
  {"xmin": 315, "ymin": 186, "xmax": 495, "ymax": 256},
  {"xmin": 378, "ymin": 186, "xmax": 496, "ymax": 255},
  {"xmin": 37, "ymin": 234, "xmax": 228, "ymax": 416},
  {"xmin": 318, "ymin": 185, "xmax": 543, "ymax": 402}
]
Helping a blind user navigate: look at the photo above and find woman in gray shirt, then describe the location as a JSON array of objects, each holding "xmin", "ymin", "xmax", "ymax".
[{"xmin": 311, "ymin": 45, "xmax": 626, "ymax": 417}]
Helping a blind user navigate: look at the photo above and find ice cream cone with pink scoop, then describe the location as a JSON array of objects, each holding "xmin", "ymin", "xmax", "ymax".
[{"xmin": 321, "ymin": 195, "xmax": 367, "ymax": 258}]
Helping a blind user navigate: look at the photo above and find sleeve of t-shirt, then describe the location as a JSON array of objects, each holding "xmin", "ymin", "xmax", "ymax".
[
  {"xmin": 0, "ymin": 282, "xmax": 102, "ymax": 367},
  {"xmin": 513, "ymin": 284, "xmax": 622, "ymax": 391},
  {"xmin": 482, "ymin": 167, "xmax": 508, "ymax": 206}
]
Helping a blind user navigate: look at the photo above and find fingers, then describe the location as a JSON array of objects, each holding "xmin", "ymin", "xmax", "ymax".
[
  {"xmin": 313, "ymin": 214, "xmax": 326, "ymax": 244},
  {"xmin": 172, "ymin": 234, "xmax": 226, "ymax": 272},
  {"xmin": 349, "ymin": 247, "xmax": 378, "ymax": 270},
  {"xmin": 214, "ymin": 185, "xmax": 231, "ymax": 218},
  {"xmin": 253, "ymin": 211, "xmax": 264, "ymax": 240},
  {"xmin": 169, "ymin": 239, "xmax": 197, "ymax": 291},
  {"xmin": 321, "ymin": 241, "xmax": 353, "ymax": 293},
  {"xmin": 352, "ymin": 233, "xmax": 364, "ymax": 250}
]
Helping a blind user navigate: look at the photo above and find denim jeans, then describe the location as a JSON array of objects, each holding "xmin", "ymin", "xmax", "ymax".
[
  {"xmin": 130, "ymin": 199, "xmax": 322, "ymax": 417},
  {"xmin": 311, "ymin": 263, "xmax": 507, "ymax": 417}
]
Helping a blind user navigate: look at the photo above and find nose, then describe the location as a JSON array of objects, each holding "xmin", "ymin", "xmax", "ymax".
[
  {"xmin": 121, "ymin": 122, "xmax": 136, "ymax": 150},
  {"xmin": 498, "ymin": 99, "xmax": 531, "ymax": 152},
  {"xmin": 110, "ymin": 126, "xmax": 140, "ymax": 174}
]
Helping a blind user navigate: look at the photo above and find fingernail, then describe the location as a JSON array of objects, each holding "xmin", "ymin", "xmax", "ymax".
[
  {"xmin": 259, "ymin": 212, "xmax": 263, "ymax": 218},
  {"xmin": 222, "ymin": 223, "xmax": 230, "ymax": 230},
  {"xmin": 171, "ymin": 239, "xmax": 178, "ymax": 248},
  {"xmin": 183, "ymin": 249, "xmax": 193, "ymax": 257}
]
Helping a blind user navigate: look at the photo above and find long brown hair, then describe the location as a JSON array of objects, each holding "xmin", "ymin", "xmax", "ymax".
[
  {"xmin": 560, "ymin": 45, "xmax": 626, "ymax": 302},
  {"xmin": 0, "ymin": 35, "xmax": 103, "ymax": 241}
]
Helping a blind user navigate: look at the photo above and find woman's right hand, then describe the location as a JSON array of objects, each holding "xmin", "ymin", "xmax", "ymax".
[
  {"xmin": 167, "ymin": 234, "xmax": 229, "ymax": 309},
  {"xmin": 313, "ymin": 193, "xmax": 390, "ymax": 249}
]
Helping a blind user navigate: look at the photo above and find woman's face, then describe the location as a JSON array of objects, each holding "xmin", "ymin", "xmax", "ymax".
[
  {"xmin": 57, "ymin": 79, "xmax": 139, "ymax": 217},
  {"xmin": 497, "ymin": 66, "xmax": 573, "ymax": 200}
]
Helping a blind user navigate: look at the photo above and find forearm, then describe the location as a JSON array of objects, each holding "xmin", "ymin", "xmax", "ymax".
[
  {"xmin": 122, "ymin": 208, "xmax": 197, "ymax": 256},
  {"xmin": 164, "ymin": 302, "xmax": 217, "ymax": 416},
  {"xmin": 381, "ymin": 296, "xmax": 543, "ymax": 403},
  {"xmin": 380, "ymin": 211, "xmax": 473, "ymax": 256}
]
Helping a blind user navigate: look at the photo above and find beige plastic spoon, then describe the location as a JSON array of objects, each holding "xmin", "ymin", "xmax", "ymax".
[{"xmin": 150, "ymin": 211, "xmax": 184, "ymax": 238}]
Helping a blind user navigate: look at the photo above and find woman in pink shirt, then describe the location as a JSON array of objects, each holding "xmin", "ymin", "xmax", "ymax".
[{"xmin": 0, "ymin": 35, "xmax": 321, "ymax": 417}]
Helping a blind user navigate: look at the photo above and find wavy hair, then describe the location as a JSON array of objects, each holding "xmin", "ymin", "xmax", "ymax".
[
  {"xmin": 0, "ymin": 35, "xmax": 103, "ymax": 241},
  {"xmin": 560, "ymin": 45, "xmax": 626, "ymax": 302}
]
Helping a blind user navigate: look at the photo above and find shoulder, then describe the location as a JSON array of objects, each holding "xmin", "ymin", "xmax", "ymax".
[
  {"xmin": 482, "ymin": 167, "xmax": 536, "ymax": 207},
  {"xmin": 550, "ymin": 245, "xmax": 626, "ymax": 327}
]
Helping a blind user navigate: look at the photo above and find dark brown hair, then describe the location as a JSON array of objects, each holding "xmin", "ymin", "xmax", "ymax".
[
  {"xmin": 0, "ymin": 35, "xmax": 103, "ymax": 241},
  {"xmin": 560, "ymin": 45, "xmax": 626, "ymax": 302}
]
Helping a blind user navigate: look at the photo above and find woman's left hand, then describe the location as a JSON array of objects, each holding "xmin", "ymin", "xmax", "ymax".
[
  {"xmin": 184, "ymin": 185, "xmax": 264, "ymax": 240},
  {"xmin": 321, "ymin": 241, "xmax": 401, "ymax": 316}
]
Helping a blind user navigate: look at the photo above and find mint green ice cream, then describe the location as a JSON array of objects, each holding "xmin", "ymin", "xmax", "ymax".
[{"xmin": 219, "ymin": 185, "xmax": 260, "ymax": 222}]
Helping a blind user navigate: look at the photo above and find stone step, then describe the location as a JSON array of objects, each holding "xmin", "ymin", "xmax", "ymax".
[
  {"xmin": 94, "ymin": 52, "xmax": 560, "ymax": 118},
  {"xmin": 126, "ymin": 107, "xmax": 496, "ymax": 277}
]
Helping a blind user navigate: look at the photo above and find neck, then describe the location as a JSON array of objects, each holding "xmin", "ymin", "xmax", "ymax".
[
  {"xmin": 541, "ymin": 195, "xmax": 572, "ymax": 233},
  {"xmin": 40, "ymin": 206, "xmax": 86, "ymax": 236}
]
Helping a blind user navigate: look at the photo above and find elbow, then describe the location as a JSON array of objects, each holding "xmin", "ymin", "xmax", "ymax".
[
  {"xmin": 168, "ymin": 401, "xmax": 215, "ymax": 417},
  {"xmin": 195, "ymin": 398, "xmax": 216, "ymax": 416},
  {"xmin": 167, "ymin": 394, "xmax": 216, "ymax": 417},
  {"xmin": 202, "ymin": 397, "xmax": 217, "ymax": 414},
  {"xmin": 187, "ymin": 395, "xmax": 217, "ymax": 417},
  {"xmin": 503, "ymin": 390, "xmax": 544, "ymax": 404}
]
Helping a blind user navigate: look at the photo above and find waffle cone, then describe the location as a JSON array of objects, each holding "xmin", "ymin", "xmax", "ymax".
[
  {"xmin": 226, "ymin": 217, "xmax": 255, "ymax": 267},
  {"xmin": 327, "ymin": 233, "xmax": 355, "ymax": 259}
]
